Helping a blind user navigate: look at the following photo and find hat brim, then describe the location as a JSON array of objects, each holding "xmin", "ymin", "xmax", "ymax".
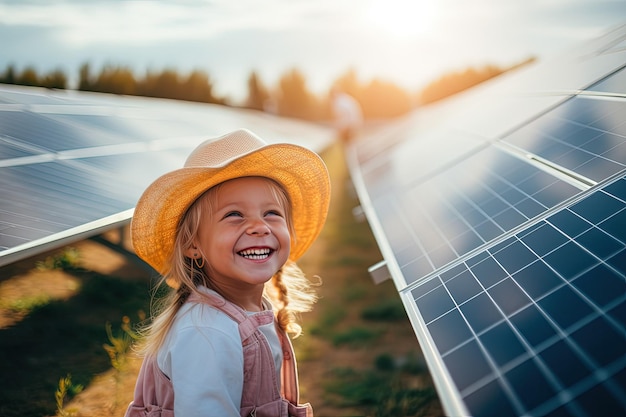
[{"xmin": 131, "ymin": 143, "xmax": 330, "ymax": 275}]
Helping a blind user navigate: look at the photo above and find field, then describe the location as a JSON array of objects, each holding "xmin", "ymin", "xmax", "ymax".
[{"xmin": 0, "ymin": 142, "xmax": 442, "ymax": 417}]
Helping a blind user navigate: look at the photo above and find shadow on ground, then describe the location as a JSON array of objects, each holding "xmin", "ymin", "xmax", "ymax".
[{"xmin": 0, "ymin": 266, "xmax": 150, "ymax": 417}]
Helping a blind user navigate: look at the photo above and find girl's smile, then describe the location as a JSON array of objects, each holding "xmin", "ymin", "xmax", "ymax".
[{"xmin": 238, "ymin": 247, "xmax": 273, "ymax": 260}]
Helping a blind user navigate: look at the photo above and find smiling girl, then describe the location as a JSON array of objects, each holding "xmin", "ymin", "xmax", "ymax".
[{"xmin": 125, "ymin": 129, "xmax": 330, "ymax": 417}]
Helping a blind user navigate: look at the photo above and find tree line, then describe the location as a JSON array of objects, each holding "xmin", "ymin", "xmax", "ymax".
[{"xmin": 0, "ymin": 58, "xmax": 533, "ymax": 122}]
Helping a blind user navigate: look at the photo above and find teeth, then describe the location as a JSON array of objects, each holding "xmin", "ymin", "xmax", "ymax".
[{"xmin": 238, "ymin": 248, "xmax": 271, "ymax": 260}]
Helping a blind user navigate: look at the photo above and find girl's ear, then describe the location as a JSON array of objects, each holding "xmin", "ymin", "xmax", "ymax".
[{"xmin": 184, "ymin": 244, "xmax": 200, "ymax": 259}]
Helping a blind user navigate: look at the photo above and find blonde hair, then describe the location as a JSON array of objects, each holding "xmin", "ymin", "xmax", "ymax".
[{"xmin": 140, "ymin": 177, "xmax": 318, "ymax": 357}]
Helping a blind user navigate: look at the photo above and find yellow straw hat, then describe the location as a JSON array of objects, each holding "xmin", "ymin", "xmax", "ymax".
[{"xmin": 131, "ymin": 129, "xmax": 331, "ymax": 275}]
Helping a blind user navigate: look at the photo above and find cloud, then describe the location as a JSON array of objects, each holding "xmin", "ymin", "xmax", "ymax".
[{"xmin": 0, "ymin": 0, "xmax": 367, "ymax": 47}]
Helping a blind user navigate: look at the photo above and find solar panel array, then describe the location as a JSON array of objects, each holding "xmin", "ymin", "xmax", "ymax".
[
  {"xmin": 348, "ymin": 24, "xmax": 626, "ymax": 416},
  {"xmin": 0, "ymin": 87, "xmax": 333, "ymax": 267}
]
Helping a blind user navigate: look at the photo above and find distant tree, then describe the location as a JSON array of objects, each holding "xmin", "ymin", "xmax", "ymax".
[
  {"xmin": 0, "ymin": 65, "xmax": 66, "ymax": 89},
  {"xmin": 0, "ymin": 64, "xmax": 16, "ymax": 84},
  {"xmin": 136, "ymin": 68, "xmax": 225, "ymax": 104},
  {"xmin": 417, "ymin": 59, "xmax": 535, "ymax": 105},
  {"xmin": 360, "ymin": 78, "xmax": 412, "ymax": 119},
  {"xmin": 182, "ymin": 69, "xmax": 218, "ymax": 103},
  {"xmin": 93, "ymin": 65, "xmax": 137, "ymax": 95},
  {"xmin": 245, "ymin": 71, "xmax": 270, "ymax": 111},
  {"xmin": 17, "ymin": 66, "xmax": 39, "ymax": 87},
  {"xmin": 141, "ymin": 69, "xmax": 179, "ymax": 100},
  {"xmin": 277, "ymin": 68, "xmax": 316, "ymax": 120},
  {"xmin": 136, "ymin": 70, "xmax": 156, "ymax": 97},
  {"xmin": 41, "ymin": 69, "xmax": 67, "ymax": 89},
  {"xmin": 78, "ymin": 63, "xmax": 95, "ymax": 91}
]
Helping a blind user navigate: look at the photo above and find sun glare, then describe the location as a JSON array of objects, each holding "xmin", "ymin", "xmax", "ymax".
[{"xmin": 366, "ymin": 0, "xmax": 436, "ymax": 38}]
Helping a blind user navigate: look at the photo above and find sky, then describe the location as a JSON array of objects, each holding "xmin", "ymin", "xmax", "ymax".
[{"xmin": 1, "ymin": 0, "xmax": 624, "ymax": 103}]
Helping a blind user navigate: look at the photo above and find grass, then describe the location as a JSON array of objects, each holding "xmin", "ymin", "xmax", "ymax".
[
  {"xmin": 55, "ymin": 374, "xmax": 83, "ymax": 417},
  {"xmin": 332, "ymin": 326, "xmax": 382, "ymax": 347},
  {"xmin": 0, "ymin": 293, "xmax": 52, "ymax": 314},
  {"xmin": 325, "ymin": 363, "xmax": 438, "ymax": 417},
  {"xmin": 361, "ymin": 299, "xmax": 409, "ymax": 321},
  {"xmin": 36, "ymin": 248, "xmax": 81, "ymax": 271},
  {"xmin": 0, "ymin": 262, "xmax": 150, "ymax": 417}
]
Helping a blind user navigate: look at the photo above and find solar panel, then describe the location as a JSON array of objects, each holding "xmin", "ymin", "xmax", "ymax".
[
  {"xmin": 0, "ymin": 86, "xmax": 333, "ymax": 266},
  {"xmin": 413, "ymin": 177, "xmax": 625, "ymax": 416},
  {"xmin": 347, "ymin": 24, "xmax": 626, "ymax": 416},
  {"xmin": 503, "ymin": 96, "xmax": 626, "ymax": 183}
]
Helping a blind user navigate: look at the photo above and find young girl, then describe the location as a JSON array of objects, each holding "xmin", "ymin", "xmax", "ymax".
[{"xmin": 125, "ymin": 129, "xmax": 330, "ymax": 417}]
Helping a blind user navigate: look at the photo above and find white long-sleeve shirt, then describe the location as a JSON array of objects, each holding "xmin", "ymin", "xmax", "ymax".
[{"xmin": 157, "ymin": 287, "xmax": 282, "ymax": 417}]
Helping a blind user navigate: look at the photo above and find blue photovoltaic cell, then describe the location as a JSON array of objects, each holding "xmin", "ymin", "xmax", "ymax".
[
  {"xmin": 503, "ymin": 96, "xmax": 626, "ymax": 183},
  {"xmin": 373, "ymin": 147, "xmax": 580, "ymax": 285},
  {"xmin": 412, "ymin": 175, "xmax": 626, "ymax": 416}
]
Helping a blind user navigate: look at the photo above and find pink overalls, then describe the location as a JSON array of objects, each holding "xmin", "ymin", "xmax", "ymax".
[{"xmin": 124, "ymin": 292, "xmax": 313, "ymax": 417}]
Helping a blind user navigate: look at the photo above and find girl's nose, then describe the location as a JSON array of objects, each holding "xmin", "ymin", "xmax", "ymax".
[{"xmin": 247, "ymin": 219, "xmax": 271, "ymax": 235}]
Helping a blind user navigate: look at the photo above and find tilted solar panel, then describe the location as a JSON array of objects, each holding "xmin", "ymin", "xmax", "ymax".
[
  {"xmin": 372, "ymin": 147, "xmax": 583, "ymax": 287},
  {"xmin": 0, "ymin": 87, "xmax": 333, "ymax": 267},
  {"xmin": 348, "ymin": 24, "xmax": 626, "ymax": 416},
  {"xmin": 503, "ymin": 95, "xmax": 626, "ymax": 184},
  {"xmin": 413, "ymin": 177, "xmax": 625, "ymax": 416}
]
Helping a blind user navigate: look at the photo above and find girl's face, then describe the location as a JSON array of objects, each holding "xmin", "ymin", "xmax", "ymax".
[{"xmin": 190, "ymin": 177, "xmax": 291, "ymax": 289}]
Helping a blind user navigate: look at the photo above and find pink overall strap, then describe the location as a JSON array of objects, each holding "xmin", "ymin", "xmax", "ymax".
[
  {"xmin": 277, "ymin": 326, "xmax": 300, "ymax": 404},
  {"xmin": 277, "ymin": 327, "xmax": 314, "ymax": 417}
]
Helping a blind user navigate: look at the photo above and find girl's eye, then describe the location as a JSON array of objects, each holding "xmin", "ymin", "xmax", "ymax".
[
  {"xmin": 224, "ymin": 211, "xmax": 243, "ymax": 218},
  {"xmin": 266, "ymin": 210, "xmax": 283, "ymax": 217}
]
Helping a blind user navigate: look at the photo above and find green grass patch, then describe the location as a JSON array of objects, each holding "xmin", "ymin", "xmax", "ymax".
[
  {"xmin": 324, "ymin": 363, "xmax": 438, "ymax": 417},
  {"xmin": 341, "ymin": 283, "xmax": 367, "ymax": 302},
  {"xmin": 309, "ymin": 305, "xmax": 347, "ymax": 338},
  {"xmin": 0, "ymin": 293, "xmax": 52, "ymax": 314},
  {"xmin": 332, "ymin": 326, "xmax": 382, "ymax": 347},
  {"xmin": 361, "ymin": 298, "xmax": 408, "ymax": 322},
  {"xmin": 325, "ymin": 254, "xmax": 369, "ymax": 267},
  {"xmin": 35, "ymin": 247, "xmax": 81, "ymax": 271}
]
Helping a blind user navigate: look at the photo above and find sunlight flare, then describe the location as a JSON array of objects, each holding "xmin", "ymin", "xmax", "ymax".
[{"xmin": 366, "ymin": 0, "xmax": 437, "ymax": 38}]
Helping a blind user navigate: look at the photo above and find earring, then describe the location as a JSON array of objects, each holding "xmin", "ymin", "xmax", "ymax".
[{"xmin": 194, "ymin": 257, "xmax": 205, "ymax": 269}]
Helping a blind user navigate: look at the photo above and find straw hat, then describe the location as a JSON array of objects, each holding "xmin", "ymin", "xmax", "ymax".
[{"xmin": 131, "ymin": 129, "xmax": 331, "ymax": 275}]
